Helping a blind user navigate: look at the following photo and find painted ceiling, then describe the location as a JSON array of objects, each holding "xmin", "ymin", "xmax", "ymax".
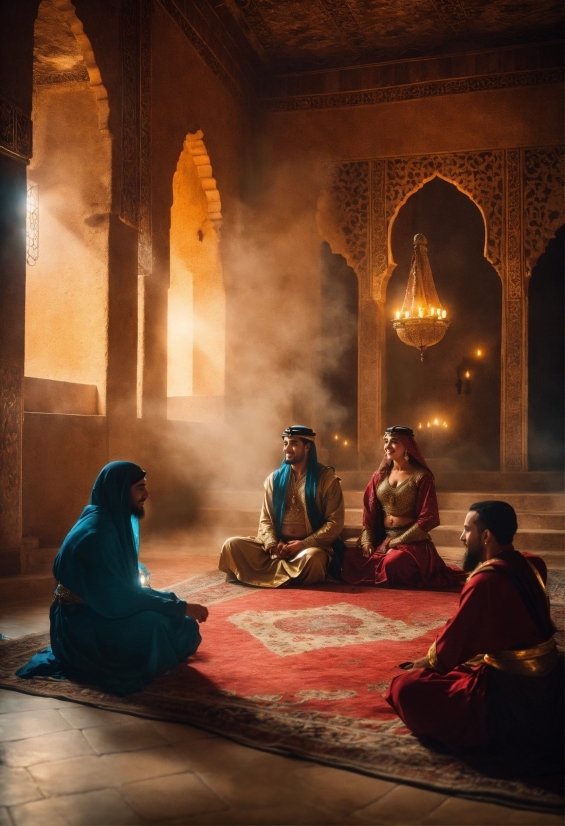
[{"xmin": 215, "ymin": 0, "xmax": 563, "ymax": 73}]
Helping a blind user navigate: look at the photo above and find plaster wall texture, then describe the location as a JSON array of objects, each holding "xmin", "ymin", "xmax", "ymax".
[
  {"xmin": 22, "ymin": 412, "xmax": 108, "ymax": 545},
  {"xmin": 168, "ymin": 142, "xmax": 225, "ymax": 400},
  {"xmin": 233, "ymin": 81, "xmax": 565, "ymax": 466},
  {"xmin": 25, "ymin": 82, "xmax": 111, "ymax": 412},
  {"xmin": 139, "ymin": 2, "xmax": 246, "ymax": 424},
  {"xmin": 263, "ymin": 83, "xmax": 564, "ymax": 162}
]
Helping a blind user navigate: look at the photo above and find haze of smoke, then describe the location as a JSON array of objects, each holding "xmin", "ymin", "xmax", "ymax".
[{"xmin": 140, "ymin": 162, "xmax": 357, "ymax": 535}]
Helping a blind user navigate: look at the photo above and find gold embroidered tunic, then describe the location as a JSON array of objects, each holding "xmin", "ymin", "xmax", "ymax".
[{"xmin": 219, "ymin": 464, "xmax": 345, "ymax": 588}]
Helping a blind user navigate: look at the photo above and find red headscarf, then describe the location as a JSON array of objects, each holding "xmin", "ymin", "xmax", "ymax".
[{"xmin": 377, "ymin": 427, "xmax": 433, "ymax": 477}]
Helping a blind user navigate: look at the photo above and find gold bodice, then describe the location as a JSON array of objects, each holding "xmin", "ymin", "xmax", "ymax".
[{"xmin": 377, "ymin": 469, "xmax": 426, "ymax": 518}]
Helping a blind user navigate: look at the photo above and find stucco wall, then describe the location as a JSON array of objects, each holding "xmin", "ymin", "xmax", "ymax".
[{"xmin": 25, "ymin": 82, "xmax": 111, "ymax": 410}]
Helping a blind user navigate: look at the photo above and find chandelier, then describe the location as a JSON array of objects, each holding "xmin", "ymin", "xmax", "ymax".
[{"xmin": 392, "ymin": 233, "xmax": 449, "ymax": 361}]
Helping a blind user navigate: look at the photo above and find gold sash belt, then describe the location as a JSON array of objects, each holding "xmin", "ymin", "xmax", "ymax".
[
  {"xmin": 53, "ymin": 583, "xmax": 84, "ymax": 606},
  {"xmin": 426, "ymin": 638, "xmax": 558, "ymax": 677},
  {"xmin": 484, "ymin": 638, "xmax": 558, "ymax": 677}
]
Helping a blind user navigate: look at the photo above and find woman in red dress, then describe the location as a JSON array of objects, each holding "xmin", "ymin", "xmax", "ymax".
[{"xmin": 341, "ymin": 426, "xmax": 464, "ymax": 589}]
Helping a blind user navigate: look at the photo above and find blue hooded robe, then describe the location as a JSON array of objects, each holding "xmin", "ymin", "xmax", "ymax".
[{"xmin": 17, "ymin": 461, "xmax": 201, "ymax": 695}]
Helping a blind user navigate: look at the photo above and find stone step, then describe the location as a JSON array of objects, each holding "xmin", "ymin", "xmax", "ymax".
[
  {"xmin": 342, "ymin": 508, "xmax": 565, "ymax": 531},
  {"xmin": 25, "ymin": 547, "xmax": 58, "ymax": 574},
  {"xmin": 0, "ymin": 573, "xmax": 55, "ymax": 603},
  {"xmin": 199, "ymin": 490, "xmax": 565, "ymax": 512},
  {"xmin": 200, "ymin": 505, "xmax": 565, "ymax": 534},
  {"xmin": 340, "ymin": 524, "xmax": 564, "ymax": 552},
  {"xmin": 425, "ymin": 547, "xmax": 564, "ymax": 571},
  {"xmin": 337, "ymin": 471, "xmax": 565, "ymax": 492}
]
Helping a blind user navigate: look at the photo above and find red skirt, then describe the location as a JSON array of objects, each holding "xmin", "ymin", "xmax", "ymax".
[
  {"xmin": 386, "ymin": 664, "xmax": 489, "ymax": 750},
  {"xmin": 341, "ymin": 540, "xmax": 464, "ymax": 590}
]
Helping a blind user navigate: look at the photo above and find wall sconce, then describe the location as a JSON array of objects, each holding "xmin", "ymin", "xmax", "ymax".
[
  {"xmin": 26, "ymin": 181, "xmax": 39, "ymax": 266},
  {"xmin": 455, "ymin": 366, "xmax": 472, "ymax": 395}
]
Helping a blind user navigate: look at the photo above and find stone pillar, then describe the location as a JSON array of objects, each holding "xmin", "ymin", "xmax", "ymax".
[
  {"xmin": 358, "ymin": 297, "xmax": 384, "ymax": 468},
  {"xmin": 0, "ymin": 149, "xmax": 27, "ymax": 574},
  {"xmin": 501, "ymin": 148, "xmax": 527, "ymax": 471},
  {"xmin": 500, "ymin": 296, "xmax": 527, "ymax": 471}
]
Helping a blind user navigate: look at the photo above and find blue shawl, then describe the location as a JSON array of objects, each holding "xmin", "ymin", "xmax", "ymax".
[{"xmin": 271, "ymin": 444, "xmax": 345, "ymax": 579}]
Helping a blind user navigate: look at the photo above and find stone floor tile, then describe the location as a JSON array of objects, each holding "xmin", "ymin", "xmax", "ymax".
[
  {"xmin": 0, "ymin": 767, "xmax": 43, "ymax": 807},
  {"xmin": 0, "ymin": 709, "xmax": 71, "ymax": 742},
  {"xmin": 163, "ymin": 802, "xmax": 351, "ymax": 825},
  {"xmin": 421, "ymin": 796, "xmax": 514, "ymax": 824},
  {"xmin": 27, "ymin": 745, "xmax": 198, "ymax": 796},
  {"xmin": 0, "ymin": 728, "xmax": 94, "ymax": 767},
  {"xmin": 9, "ymin": 788, "xmax": 142, "ymax": 826},
  {"xmin": 58, "ymin": 705, "xmax": 126, "ymax": 729},
  {"xmin": 197, "ymin": 759, "xmax": 392, "ymax": 814},
  {"xmin": 293, "ymin": 763, "xmax": 396, "ymax": 813},
  {"xmin": 0, "ymin": 807, "xmax": 12, "ymax": 826},
  {"xmin": 358, "ymin": 783, "xmax": 447, "ymax": 823},
  {"xmin": 0, "ymin": 689, "xmax": 66, "ymax": 712},
  {"xmin": 101, "ymin": 745, "xmax": 196, "ymax": 784},
  {"xmin": 197, "ymin": 762, "xmax": 312, "ymax": 810},
  {"xmin": 504, "ymin": 808, "xmax": 565, "ymax": 825},
  {"xmin": 120, "ymin": 771, "xmax": 228, "ymax": 821},
  {"xmin": 147, "ymin": 718, "xmax": 219, "ymax": 744},
  {"xmin": 81, "ymin": 719, "xmax": 169, "ymax": 754},
  {"xmin": 167, "ymin": 736, "xmax": 270, "ymax": 774},
  {"xmin": 423, "ymin": 796, "xmax": 564, "ymax": 825},
  {"xmin": 27, "ymin": 755, "xmax": 116, "ymax": 796}
]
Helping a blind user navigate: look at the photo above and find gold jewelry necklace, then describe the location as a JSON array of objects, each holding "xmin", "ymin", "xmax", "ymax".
[{"xmin": 290, "ymin": 472, "xmax": 298, "ymax": 505}]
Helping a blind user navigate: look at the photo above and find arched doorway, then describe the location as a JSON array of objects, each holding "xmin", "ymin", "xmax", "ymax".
[
  {"xmin": 167, "ymin": 131, "xmax": 225, "ymax": 421},
  {"xmin": 25, "ymin": 0, "xmax": 111, "ymax": 416},
  {"xmin": 387, "ymin": 177, "xmax": 501, "ymax": 470},
  {"xmin": 528, "ymin": 225, "xmax": 564, "ymax": 470},
  {"xmin": 319, "ymin": 241, "xmax": 358, "ymax": 468}
]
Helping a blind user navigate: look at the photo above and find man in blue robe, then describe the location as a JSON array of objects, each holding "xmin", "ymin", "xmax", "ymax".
[{"xmin": 17, "ymin": 461, "xmax": 207, "ymax": 695}]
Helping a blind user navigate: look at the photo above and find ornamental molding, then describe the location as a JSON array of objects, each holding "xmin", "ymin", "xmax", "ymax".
[
  {"xmin": 523, "ymin": 145, "xmax": 565, "ymax": 279},
  {"xmin": 319, "ymin": 161, "xmax": 370, "ymax": 292},
  {"xmin": 0, "ymin": 96, "xmax": 32, "ymax": 163},
  {"xmin": 183, "ymin": 131, "xmax": 223, "ymax": 229},
  {"xmin": 34, "ymin": 67, "xmax": 90, "ymax": 85},
  {"xmin": 502, "ymin": 299, "xmax": 524, "ymax": 471},
  {"xmin": 322, "ymin": 145, "xmax": 564, "ymax": 471},
  {"xmin": 379, "ymin": 151, "xmax": 504, "ymax": 299},
  {"xmin": 260, "ymin": 67, "xmax": 564, "ymax": 112}
]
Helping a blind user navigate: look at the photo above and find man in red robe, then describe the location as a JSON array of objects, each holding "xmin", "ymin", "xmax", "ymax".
[{"xmin": 386, "ymin": 500, "xmax": 563, "ymax": 761}]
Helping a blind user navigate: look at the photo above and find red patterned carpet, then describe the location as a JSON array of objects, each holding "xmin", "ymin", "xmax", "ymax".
[{"xmin": 1, "ymin": 571, "xmax": 563, "ymax": 814}]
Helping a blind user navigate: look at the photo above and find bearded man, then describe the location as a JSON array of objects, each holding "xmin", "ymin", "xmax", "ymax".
[
  {"xmin": 17, "ymin": 461, "xmax": 208, "ymax": 695},
  {"xmin": 386, "ymin": 500, "xmax": 563, "ymax": 763},
  {"xmin": 219, "ymin": 425, "xmax": 346, "ymax": 587}
]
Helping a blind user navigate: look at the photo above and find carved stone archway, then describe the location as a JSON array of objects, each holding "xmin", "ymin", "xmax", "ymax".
[{"xmin": 319, "ymin": 146, "xmax": 565, "ymax": 471}]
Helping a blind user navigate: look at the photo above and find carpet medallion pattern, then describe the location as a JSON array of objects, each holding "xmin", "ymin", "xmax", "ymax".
[{"xmin": 0, "ymin": 569, "xmax": 563, "ymax": 814}]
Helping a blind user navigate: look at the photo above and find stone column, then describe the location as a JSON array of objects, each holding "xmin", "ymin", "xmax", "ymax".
[
  {"xmin": 501, "ymin": 148, "xmax": 527, "ymax": 471},
  {"xmin": 0, "ymin": 141, "xmax": 28, "ymax": 574},
  {"xmin": 358, "ymin": 297, "xmax": 384, "ymax": 468}
]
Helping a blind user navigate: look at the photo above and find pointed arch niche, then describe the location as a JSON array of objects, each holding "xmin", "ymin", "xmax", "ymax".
[
  {"xmin": 24, "ymin": 0, "xmax": 111, "ymax": 416},
  {"xmin": 319, "ymin": 147, "xmax": 564, "ymax": 471},
  {"xmin": 167, "ymin": 131, "xmax": 225, "ymax": 421},
  {"xmin": 387, "ymin": 178, "xmax": 501, "ymax": 469}
]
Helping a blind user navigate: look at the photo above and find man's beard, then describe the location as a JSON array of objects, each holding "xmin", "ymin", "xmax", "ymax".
[
  {"xmin": 131, "ymin": 503, "xmax": 145, "ymax": 518},
  {"xmin": 462, "ymin": 546, "xmax": 482, "ymax": 572}
]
